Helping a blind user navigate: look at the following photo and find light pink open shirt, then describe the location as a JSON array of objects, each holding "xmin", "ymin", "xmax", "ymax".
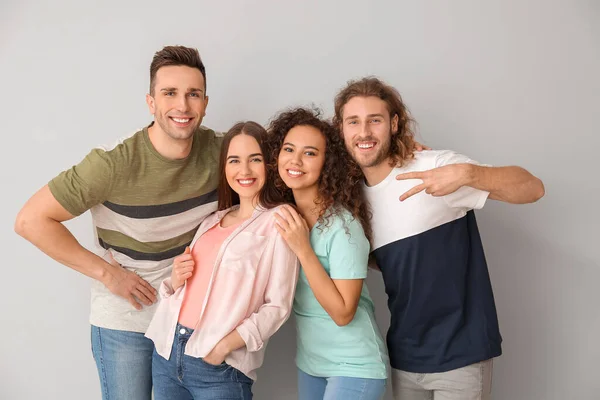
[{"xmin": 145, "ymin": 205, "xmax": 299, "ymax": 381}]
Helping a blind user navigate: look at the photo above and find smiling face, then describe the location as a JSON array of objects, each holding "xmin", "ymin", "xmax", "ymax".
[
  {"xmin": 225, "ymin": 133, "xmax": 266, "ymax": 203},
  {"xmin": 145, "ymin": 65, "xmax": 209, "ymax": 141},
  {"xmin": 277, "ymin": 125, "xmax": 326, "ymax": 193},
  {"xmin": 341, "ymin": 95, "xmax": 399, "ymax": 169}
]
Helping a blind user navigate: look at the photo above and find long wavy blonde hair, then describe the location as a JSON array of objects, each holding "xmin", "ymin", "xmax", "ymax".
[{"xmin": 333, "ymin": 76, "xmax": 417, "ymax": 168}]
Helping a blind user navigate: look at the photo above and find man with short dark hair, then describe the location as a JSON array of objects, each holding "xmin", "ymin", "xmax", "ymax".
[
  {"xmin": 334, "ymin": 76, "xmax": 545, "ymax": 400},
  {"xmin": 15, "ymin": 46, "xmax": 222, "ymax": 400}
]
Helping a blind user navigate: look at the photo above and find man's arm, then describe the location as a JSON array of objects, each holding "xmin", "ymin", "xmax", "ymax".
[
  {"xmin": 464, "ymin": 164, "xmax": 545, "ymax": 204},
  {"xmin": 397, "ymin": 164, "xmax": 545, "ymax": 205},
  {"xmin": 14, "ymin": 185, "xmax": 157, "ymax": 309}
]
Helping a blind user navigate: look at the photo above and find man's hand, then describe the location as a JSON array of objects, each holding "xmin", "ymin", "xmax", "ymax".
[
  {"xmin": 104, "ymin": 255, "xmax": 157, "ymax": 310},
  {"xmin": 396, "ymin": 163, "xmax": 472, "ymax": 201},
  {"xmin": 414, "ymin": 141, "xmax": 431, "ymax": 151}
]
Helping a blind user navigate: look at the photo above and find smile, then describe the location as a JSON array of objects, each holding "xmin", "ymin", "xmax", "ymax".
[
  {"xmin": 169, "ymin": 117, "xmax": 193, "ymax": 126},
  {"xmin": 237, "ymin": 178, "xmax": 256, "ymax": 187},
  {"xmin": 357, "ymin": 142, "xmax": 376, "ymax": 149},
  {"xmin": 286, "ymin": 169, "xmax": 305, "ymax": 177}
]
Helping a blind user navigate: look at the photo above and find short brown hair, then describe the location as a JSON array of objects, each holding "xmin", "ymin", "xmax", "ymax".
[
  {"xmin": 333, "ymin": 77, "xmax": 416, "ymax": 167},
  {"xmin": 217, "ymin": 121, "xmax": 285, "ymax": 211},
  {"xmin": 149, "ymin": 46, "xmax": 206, "ymax": 95}
]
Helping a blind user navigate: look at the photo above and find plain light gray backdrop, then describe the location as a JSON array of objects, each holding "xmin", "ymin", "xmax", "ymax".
[{"xmin": 1, "ymin": 1, "xmax": 598, "ymax": 399}]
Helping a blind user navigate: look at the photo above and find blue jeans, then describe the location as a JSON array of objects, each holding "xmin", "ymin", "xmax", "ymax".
[
  {"xmin": 152, "ymin": 323, "xmax": 253, "ymax": 400},
  {"xmin": 91, "ymin": 325, "xmax": 154, "ymax": 400},
  {"xmin": 298, "ymin": 368, "xmax": 387, "ymax": 400}
]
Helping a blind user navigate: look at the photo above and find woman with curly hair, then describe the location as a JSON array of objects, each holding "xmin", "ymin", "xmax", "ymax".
[{"xmin": 268, "ymin": 107, "xmax": 389, "ymax": 400}]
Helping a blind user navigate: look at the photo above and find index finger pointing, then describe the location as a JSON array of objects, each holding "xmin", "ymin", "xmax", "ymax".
[{"xmin": 396, "ymin": 171, "xmax": 424, "ymax": 181}]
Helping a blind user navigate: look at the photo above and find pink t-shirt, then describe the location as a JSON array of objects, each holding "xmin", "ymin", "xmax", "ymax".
[{"xmin": 178, "ymin": 221, "xmax": 240, "ymax": 328}]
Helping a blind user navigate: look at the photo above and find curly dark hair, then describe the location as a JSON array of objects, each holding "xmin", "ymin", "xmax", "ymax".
[{"xmin": 266, "ymin": 107, "xmax": 372, "ymax": 241}]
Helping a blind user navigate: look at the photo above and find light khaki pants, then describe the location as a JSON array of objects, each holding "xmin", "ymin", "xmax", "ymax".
[{"xmin": 391, "ymin": 359, "xmax": 493, "ymax": 400}]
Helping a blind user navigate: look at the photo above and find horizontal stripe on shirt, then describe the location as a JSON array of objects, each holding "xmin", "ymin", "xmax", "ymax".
[{"xmin": 102, "ymin": 189, "xmax": 218, "ymax": 219}]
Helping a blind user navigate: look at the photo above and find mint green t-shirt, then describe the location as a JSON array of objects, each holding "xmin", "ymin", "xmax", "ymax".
[{"xmin": 294, "ymin": 210, "xmax": 389, "ymax": 379}]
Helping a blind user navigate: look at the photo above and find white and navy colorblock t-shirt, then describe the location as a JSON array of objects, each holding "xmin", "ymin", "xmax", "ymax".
[{"xmin": 365, "ymin": 150, "xmax": 502, "ymax": 373}]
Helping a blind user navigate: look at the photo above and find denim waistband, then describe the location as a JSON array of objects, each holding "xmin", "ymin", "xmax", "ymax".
[{"xmin": 175, "ymin": 322, "xmax": 195, "ymax": 337}]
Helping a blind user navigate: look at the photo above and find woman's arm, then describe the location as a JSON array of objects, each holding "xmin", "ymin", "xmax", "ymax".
[
  {"xmin": 295, "ymin": 249, "xmax": 363, "ymax": 326},
  {"xmin": 203, "ymin": 330, "xmax": 246, "ymax": 365},
  {"xmin": 205, "ymin": 230, "xmax": 299, "ymax": 364},
  {"xmin": 275, "ymin": 205, "xmax": 367, "ymax": 326}
]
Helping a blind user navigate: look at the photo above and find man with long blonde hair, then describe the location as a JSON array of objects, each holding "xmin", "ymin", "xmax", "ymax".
[{"xmin": 334, "ymin": 76, "xmax": 545, "ymax": 400}]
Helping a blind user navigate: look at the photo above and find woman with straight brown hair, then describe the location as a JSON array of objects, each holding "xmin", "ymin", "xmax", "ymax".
[{"xmin": 146, "ymin": 121, "xmax": 299, "ymax": 400}]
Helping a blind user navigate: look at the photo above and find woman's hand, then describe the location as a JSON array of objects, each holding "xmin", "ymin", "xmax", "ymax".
[
  {"xmin": 203, "ymin": 330, "xmax": 245, "ymax": 366},
  {"xmin": 202, "ymin": 342, "xmax": 228, "ymax": 366},
  {"xmin": 274, "ymin": 205, "xmax": 312, "ymax": 257},
  {"xmin": 171, "ymin": 246, "xmax": 194, "ymax": 291}
]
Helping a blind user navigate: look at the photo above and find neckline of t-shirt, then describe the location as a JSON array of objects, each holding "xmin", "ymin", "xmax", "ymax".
[
  {"xmin": 142, "ymin": 124, "xmax": 198, "ymax": 165},
  {"xmin": 363, "ymin": 167, "xmax": 397, "ymax": 192},
  {"xmin": 218, "ymin": 220, "xmax": 244, "ymax": 230}
]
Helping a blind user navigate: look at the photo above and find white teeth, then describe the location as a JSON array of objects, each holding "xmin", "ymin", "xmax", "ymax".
[
  {"xmin": 288, "ymin": 170, "xmax": 303, "ymax": 176},
  {"xmin": 172, "ymin": 118, "xmax": 190, "ymax": 123},
  {"xmin": 358, "ymin": 143, "xmax": 374, "ymax": 149},
  {"xmin": 239, "ymin": 179, "xmax": 255, "ymax": 185}
]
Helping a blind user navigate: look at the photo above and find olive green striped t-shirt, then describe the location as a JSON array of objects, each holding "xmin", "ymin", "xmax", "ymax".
[{"xmin": 48, "ymin": 124, "xmax": 222, "ymax": 332}]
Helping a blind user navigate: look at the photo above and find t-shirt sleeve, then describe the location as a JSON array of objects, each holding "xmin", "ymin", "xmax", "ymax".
[
  {"xmin": 435, "ymin": 150, "xmax": 490, "ymax": 210},
  {"xmin": 327, "ymin": 216, "xmax": 370, "ymax": 280},
  {"xmin": 200, "ymin": 126, "xmax": 224, "ymax": 164},
  {"xmin": 47, "ymin": 148, "xmax": 113, "ymax": 216},
  {"xmin": 213, "ymin": 129, "xmax": 225, "ymax": 148}
]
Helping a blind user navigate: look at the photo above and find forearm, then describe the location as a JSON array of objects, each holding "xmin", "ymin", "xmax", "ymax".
[
  {"xmin": 297, "ymin": 249, "xmax": 356, "ymax": 325},
  {"xmin": 235, "ymin": 263, "xmax": 298, "ymax": 351},
  {"xmin": 17, "ymin": 215, "xmax": 112, "ymax": 283},
  {"xmin": 467, "ymin": 165, "xmax": 545, "ymax": 204}
]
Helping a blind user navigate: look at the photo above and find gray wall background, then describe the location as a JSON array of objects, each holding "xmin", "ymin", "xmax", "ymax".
[{"xmin": 1, "ymin": 1, "xmax": 598, "ymax": 399}]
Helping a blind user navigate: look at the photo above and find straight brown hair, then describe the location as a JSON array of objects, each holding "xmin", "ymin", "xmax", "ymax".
[{"xmin": 217, "ymin": 121, "xmax": 286, "ymax": 211}]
